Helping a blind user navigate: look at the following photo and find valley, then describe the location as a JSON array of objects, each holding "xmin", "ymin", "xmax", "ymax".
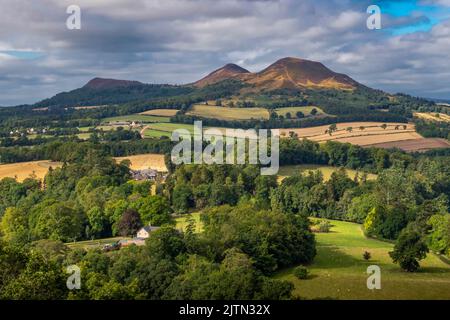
[{"xmin": 1, "ymin": 56, "xmax": 449, "ymax": 301}]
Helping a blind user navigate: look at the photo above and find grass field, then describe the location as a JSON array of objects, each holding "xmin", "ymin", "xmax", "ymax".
[
  {"xmin": 414, "ymin": 112, "xmax": 450, "ymax": 123},
  {"xmin": 142, "ymin": 123, "xmax": 198, "ymax": 138},
  {"xmin": 187, "ymin": 104, "xmax": 270, "ymax": 121},
  {"xmin": 139, "ymin": 109, "xmax": 179, "ymax": 117},
  {"xmin": 275, "ymin": 219, "xmax": 450, "ymax": 300},
  {"xmin": 174, "ymin": 212, "xmax": 203, "ymax": 233},
  {"xmin": 278, "ymin": 165, "xmax": 377, "ymax": 182},
  {"xmin": 114, "ymin": 153, "xmax": 167, "ymax": 172},
  {"xmin": 66, "ymin": 237, "xmax": 129, "ymax": 250},
  {"xmin": 0, "ymin": 160, "xmax": 62, "ymax": 181},
  {"xmin": 102, "ymin": 114, "xmax": 170, "ymax": 123},
  {"xmin": 275, "ymin": 106, "xmax": 325, "ymax": 117}
]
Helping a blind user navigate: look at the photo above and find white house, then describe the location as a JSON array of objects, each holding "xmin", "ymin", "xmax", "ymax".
[{"xmin": 136, "ymin": 225, "xmax": 160, "ymax": 239}]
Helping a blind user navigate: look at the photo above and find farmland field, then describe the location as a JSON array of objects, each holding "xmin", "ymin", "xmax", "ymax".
[
  {"xmin": 276, "ymin": 219, "xmax": 450, "ymax": 300},
  {"xmin": 368, "ymin": 138, "xmax": 450, "ymax": 152},
  {"xmin": 139, "ymin": 109, "xmax": 179, "ymax": 117},
  {"xmin": 414, "ymin": 112, "xmax": 450, "ymax": 123},
  {"xmin": 187, "ymin": 104, "xmax": 270, "ymax": 120},
  {"xmin": 276, "ymin": 122, "xmax": 432, "ymax": 149},
  {"xmin": 0, "ymin": 160, "xmax": 62, "ymax": 181},
  {"xmin": 142, "ymin": 122, "xmax": 199, "ymax": 138},
  {"xmin": 278, "ymin": 165, "xmax": 377, "ymax": 182},
  {"xmin": 114, "ymin": 153, "xmax": 167, "ymax": 172},
  {"xmin": 102, "ymin": 114, "xmax": 170, "ymax": 123}
]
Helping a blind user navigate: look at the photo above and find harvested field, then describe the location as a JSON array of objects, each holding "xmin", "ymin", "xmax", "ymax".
[
  {"xmin": 187, "ymin": 104, "xmax": 270, "ymax": 121},
  {"xmin": 367, "ymin": 138, "xmax": 450, "ymax": 152},
  {"xmin": 414, "ymin": 112, "xmax": 450, "ymax": 123},
  {"xmin": 0, "ymin": 160, "xmax": 62, "ymax": 181},
  {"xmin": 114, "ymin": 153, "xmax": 167, "ymax": 172},
  {"xmin": 139, "ymin": 109, "xmax": 179, "ymax": 117},
  {"xmin": 276, "ymin": 122, "xmax": 421, "ymax": 146}
]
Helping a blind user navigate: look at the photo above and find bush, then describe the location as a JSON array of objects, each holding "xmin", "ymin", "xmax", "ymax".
[
  {"xmin": 363, "ymin": 251, "xmax": 371, "ymax": 260},
  {"xmin": 311, "ymin": 220, "xmax": 332, "ymax": 233},
  {"xmin": 293, "ymin": 266, "xmax": 308, "ymax": 280}
]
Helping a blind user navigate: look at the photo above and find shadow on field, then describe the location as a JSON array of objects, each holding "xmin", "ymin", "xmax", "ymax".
[{"xmin": 314, "ymin": 245, "xmax": 363, "ymax": 269}]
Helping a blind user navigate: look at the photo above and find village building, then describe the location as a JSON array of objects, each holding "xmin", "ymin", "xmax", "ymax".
[
  {"xmin": 130, "ymin": 169, "xmax": 159, "ymax": 181},
  {"xmin": 136, "ymin": 225, "xmax": 160, "ymax": 239}
]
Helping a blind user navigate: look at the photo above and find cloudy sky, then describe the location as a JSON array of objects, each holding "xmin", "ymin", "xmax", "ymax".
[{"xmin": 1, "ymin": 0, "xmax": 450, "ymax": 106}]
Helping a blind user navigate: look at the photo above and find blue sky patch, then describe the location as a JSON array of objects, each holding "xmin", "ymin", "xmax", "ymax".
[
  {"xmin": 1, "ymin": 50, "xmax": 44, "ymax": 60},
  {"xmin": 376, "ymin": 0, "xmax": 450, "ymax": 35}
]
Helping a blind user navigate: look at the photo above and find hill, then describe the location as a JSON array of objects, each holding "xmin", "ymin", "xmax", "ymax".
[
  {"xmin": 83, "ymin": 77, "xmax": 143, "ymax": 90},
  {"xmin": 194, "ymin": 57, "xmax": 360, "ymax": 91},
  {"xmin": 194, "ymin": 63, "xmax": 250, "ymax": 87},
  {"xmin": 242, "ymin": 57, "xmax": 360, "ymax": 91}
]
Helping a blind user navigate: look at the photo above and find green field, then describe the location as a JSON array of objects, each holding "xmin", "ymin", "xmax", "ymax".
[
  {"xmin": 278, "ymin": 165, "xmax": 377, "ymax": 181},
  {"xmin": 174, "ymin": 212, "xmax": 203, "ymax": 233},
  {"xmin": 76, "ymin": 133, "xmax": 92, "ymax": 140},
  {"xmin": 275, "ymin": 219, "xmax": 450, "ymax": 300},
  {"xmin": 143, "ymin": 123, "xmax": 201, "ymax": 138},
  {"xmin": 275, "ymin": 106, "xmax": 325, "ymax": 117},
  {"xmin": 187, "ymin": 104, "xmax": 270, "ymax": 121},
  {"xmin": 66, "ymin": 237, "xmax": 129, "ymax": 250},
  {"xmin": 102, "ymin": 114, "xmax": 170, "ymax": 123}
]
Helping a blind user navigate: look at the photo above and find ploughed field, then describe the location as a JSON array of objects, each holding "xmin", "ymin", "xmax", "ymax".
[
  {"xmin": 277, "ymin": 122, "xmax": 450, "ymax": 152},
  {"xmin": 368, "ymin": 138, "xmax": 450, "ymax": 152}
]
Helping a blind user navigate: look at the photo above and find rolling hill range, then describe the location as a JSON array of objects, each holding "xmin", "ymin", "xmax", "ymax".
[
  {"xmin": 195, "ymin": 57, "xmax": 360, "ymax": 91},
  {"xmin": 17, "ymin": 56, "xmax": 435, "ymax": 129},
  {"xmin": 30, "ymin": 57, "xmax": 383, "ymax": 110}
]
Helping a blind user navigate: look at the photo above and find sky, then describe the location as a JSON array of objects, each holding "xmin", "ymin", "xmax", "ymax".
[{"xmin": 1, "ymin": 0, "xmax": 450, "ymax": 106}]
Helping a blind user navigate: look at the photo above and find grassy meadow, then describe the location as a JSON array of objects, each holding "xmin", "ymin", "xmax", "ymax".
[
  {"xmin": 187, "ymin": 104, "xmax": 270, "ymax": 121},
  {"xmin": 277, "ymin": 165, "xmax": 377, "ymax": 182},
  {"xmin": 275, "ymin": 219, "xmax": 450, "ymax": 300}
]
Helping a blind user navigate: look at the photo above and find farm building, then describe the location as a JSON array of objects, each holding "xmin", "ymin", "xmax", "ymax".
[
  {"xmin": 137, "ymin": 225, "xmax": 160, "ymax": 239},
  {"xmin": 131, "ymin": 169, "xmax": 158, "ymax": 181}
]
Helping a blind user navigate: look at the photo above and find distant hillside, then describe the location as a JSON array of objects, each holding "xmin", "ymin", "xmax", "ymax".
[
  {"xmin": 194, "ymin": 64, "xmax": 250, "ymax": 87},
  {"xmin": 194, "ymin": 57, "xmax": 360, "ymax": 91},
  {"xmin": 83, "ymin": 78, "xmax": 143, "ymax": 90},
  {"xmin": 34, "ymin": 79, "xmax": 194, "ymax": 108},
  {"xmin": 29, "ymin": 57, "xmax": 435, "ymax": 118}
]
